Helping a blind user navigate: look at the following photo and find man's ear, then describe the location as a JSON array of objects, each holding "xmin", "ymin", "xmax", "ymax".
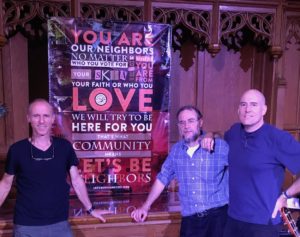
[
  {"xmin": 51, "ymin": 114, "xmax": 55, "ymax": 124},
  {"xmin": 263, "ymin": 105, "xmax": 267, "ymax": 116},
  {"xmin": 199, "ymin": 118, "xmax": 203, "ymax": 127}
]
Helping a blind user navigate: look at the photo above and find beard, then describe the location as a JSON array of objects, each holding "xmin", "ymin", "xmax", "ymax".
[{"xmin": 182, "ymin": 131, "xmax": 201, "ymax": 144}]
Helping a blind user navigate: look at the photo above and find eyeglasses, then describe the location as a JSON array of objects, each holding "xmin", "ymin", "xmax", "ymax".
[
  {"xmin": 177, "ymin": 118, "xmax": 199, "ymax": 127},
  {"xmin": 31, "ymin": 142, "xmax": 54, "ymax": 161}
]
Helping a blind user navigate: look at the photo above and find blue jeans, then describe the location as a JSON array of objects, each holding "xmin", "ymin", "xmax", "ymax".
[{"xmin": 14, "ymin": 221, "xmax": 73, "ymax": 237}]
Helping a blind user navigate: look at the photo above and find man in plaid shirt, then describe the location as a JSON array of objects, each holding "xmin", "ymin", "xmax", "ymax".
[{"xmin": 131, "ymin": 105, "xmax": 229, "ymax": 237}]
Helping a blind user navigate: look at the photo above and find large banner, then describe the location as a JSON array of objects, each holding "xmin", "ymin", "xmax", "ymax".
[{"xmin": 48, "ymin": 18, "xmax": 171, "ymax": 194}]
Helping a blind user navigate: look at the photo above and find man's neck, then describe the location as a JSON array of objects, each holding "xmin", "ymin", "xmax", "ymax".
[
  {"xmin": 186, "ymin": 138, "xmax": 200, "ymax": 148},
  {"xmin": 244, "ymin": 121, "xmax": 264, "ymax": 133},
  {"xmin": 30, "ymin": 134, "xmax": 52, "ymax": 150}
]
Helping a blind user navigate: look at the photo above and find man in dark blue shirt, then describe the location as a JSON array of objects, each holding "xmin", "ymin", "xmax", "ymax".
[
  {"xmin": 205, "ymin": 89, "xmax": 300, "ymax": 237},
  {"xmin": 0, "ymin": 99, "xmax": 112, "ymax": 237},
  {"xmin": 131, "ymin": 105, "xmax": 229, "ymax": 237}
]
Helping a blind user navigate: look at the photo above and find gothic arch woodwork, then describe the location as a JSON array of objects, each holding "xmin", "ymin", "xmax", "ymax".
[
  {"xmin": 3, "ymin": 0, "xmax": 70, "ymax": 39},
  {"xmin": 153, "ymin": 8, "xmax": 210, "ymax": 51},
  {"xmin": 285, "ymin": 16, "xmax": 300, "ymax": 50},
  {"xmin": 1, "ymin": 0, "xmax": 282, "ymax": 56},
  {"xmin": 80, "ymin": 3, "xmax": 143, "ymax": 22},
  {"xmin": 220, "ymin": 11, "xmax": 273, "ymax": 52}
]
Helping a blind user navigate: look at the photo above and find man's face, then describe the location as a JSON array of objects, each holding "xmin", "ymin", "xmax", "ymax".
[
  {"xmin": 27, "ymin": 101, "xmax": 55, "ymax": 137},
  {"xmin": 238, "ymin": 90, "xmax": 267, "ymax": 132},
  {"xmin": 177, "ymin": 109, "xmax": 203, "ymax": 144}
]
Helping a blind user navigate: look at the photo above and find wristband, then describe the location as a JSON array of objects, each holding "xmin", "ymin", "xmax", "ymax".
[
  {"xmin": 282, "ymin": 191, "xmax": 292, "ymax": 199},
  {"xmin": 87, "ymin": 205, "xmax": 95, "ymax": 215}
]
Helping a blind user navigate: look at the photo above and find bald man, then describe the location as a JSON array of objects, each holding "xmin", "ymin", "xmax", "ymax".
[
  {"xmin": 219, "ymin": 89, "xmax": 300, "ymax": 237},
  {"xmin": 204, "ymin": 89, "xmax": 300, "ymax": 236}
]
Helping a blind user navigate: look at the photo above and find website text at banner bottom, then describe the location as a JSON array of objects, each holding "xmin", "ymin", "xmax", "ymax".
[{"xmin": 76, "ymin": 151, "xmax": 152, "ymax": 158}]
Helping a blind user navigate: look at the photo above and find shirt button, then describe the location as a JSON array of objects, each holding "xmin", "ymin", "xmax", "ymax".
[
  {"xmin": 192, "ymin": 177, "xmax": 195, "ymax": 180},
  {"xmin": 195, "ymin": 204, "xmax": 198, "ymax": 207},
  {"xmin": 192, "ymin": 163, "xmax": 194, "ymax": 166},
  {"xmin": 193, "ymin": 191, "xmax": 196, "ymax": 194}
]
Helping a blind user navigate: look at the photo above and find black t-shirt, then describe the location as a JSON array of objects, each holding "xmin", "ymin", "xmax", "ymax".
[{"xmin": 5, "ymin": 137, "xmax": 79, "ymax": 225}]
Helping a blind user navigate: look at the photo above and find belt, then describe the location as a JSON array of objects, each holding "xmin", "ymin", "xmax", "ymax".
[{"xmin": 192, "ymin": 204, "xmax": 228, "ymax": 218}]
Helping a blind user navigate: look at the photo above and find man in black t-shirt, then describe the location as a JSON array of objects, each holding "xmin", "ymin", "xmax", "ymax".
[{"xmin": 0, "ymin": 99, "xmax": 112, "ymax": 237}]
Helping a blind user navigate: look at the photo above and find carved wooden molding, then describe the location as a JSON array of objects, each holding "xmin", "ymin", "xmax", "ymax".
[
  {"xmin": 153, "ymin": 8, "xmax": 210, "ymax": 51},
  {"xmin": 80, "ymin": 3, "xmax": 143, "ymax": 21},
  {"xmin": 2, "ymin": 0, "xmax": 298, "ymax": 57},
  {"xmin": 220, "ymin": 11, "xmax": 273, "ymax": 51},
  {"xmin": 3, "ymin": 0, "xmax": 70, "ymax": 39},
  {"xmin": 286, "ymin": 16, "xmax": 300, "ymax": 50},
  {"xmin": 269, "ymin": 46, "xmax": 283, "ymax": 59}
]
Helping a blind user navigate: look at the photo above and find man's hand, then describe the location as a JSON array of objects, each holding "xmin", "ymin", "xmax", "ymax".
[
  {"xmin": 131, "ymin": 206, "xmax": 149, "ymax": 222},
  {"xmin": 272, "ymin": 193, "xmax": 287, "ymax": 218},
  {"xmin": 201, "ymin": 132, "xmax": 214, "ymax": 151},
  {"xmin": 90, "ymin": 209, "xmax": 113, "ymax": 223}
]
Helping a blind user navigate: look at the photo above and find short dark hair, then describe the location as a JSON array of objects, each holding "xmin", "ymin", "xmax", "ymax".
[{"xmin": 176, "ymin": 105, "xmax": 203, "ymax": 120}]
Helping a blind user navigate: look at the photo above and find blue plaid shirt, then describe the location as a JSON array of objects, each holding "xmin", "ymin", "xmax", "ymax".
[{"xmin": 157, "ymin": 138, "xmax": 229, "ymax": 216}]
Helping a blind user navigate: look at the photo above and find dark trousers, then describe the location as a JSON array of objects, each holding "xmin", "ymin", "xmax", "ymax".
[
  {"xmin": 180, "ymin": 204, "xmax": 228, "ymax": 237},
  {"xmin": 223, "ymin": 215, "xmax": 282, "ymax": 237}
]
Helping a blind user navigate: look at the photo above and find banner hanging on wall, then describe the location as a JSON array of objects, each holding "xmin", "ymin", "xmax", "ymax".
[{"xmin": 48, "ymin": 17, "xmax": 171, "ymax": 194}]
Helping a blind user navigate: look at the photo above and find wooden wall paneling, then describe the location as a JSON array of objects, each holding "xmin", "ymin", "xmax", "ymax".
[
  {"xmin": 275, "ymin": 78, "xmax": 287, "ymax": 129},
  {"xmin": 200, "ymin": 46, "xmax": 251, "ymax": 134},
  {"xmin": 251, "ymin": 48, "xmax": 277, "ymax": 124},
  {"xmin": 0, "ymin": 0, "xmax": 3, "ymax": 34},
  {"xmin": 2, "ymin": 34, "xmax": 29, "ymax": 148},
  {"xmin": 207, "ymin": 1, "xmax": 221, "ymax": 56},
  {"xmin": 169, "ymin": 50, "xmax": 181, "ymax": 144},
  {"xmin": 0, "ymin": 51, "xmax": 5, "ymax": 156},
  {"xmin": 269, "ymin": 1, "xmax": 283, "ymax": 59},
  {"xmin": 196, "ymin": 50, "xmax": 205, "ymax": 124},
  {"xmin": 175, "ymin": 43, "xmax": 198, "ymax": 107},
  {"xmin": 263, "ymin": 56, "xmax": 277, "ymax": 124},
  {"xmin": 0, "ymin": 0, "xmax": 6, "ymax": 157},
  {"xmin": 144, "ymin": 0, "xmax": 153, "ymax": 21},
  {"xmin": 274, "ymin": 3, "xmax": 288, "ymax": 130},
  {"xmin": 71, "ymin": 0, "xmax": 81, "ymax": 17},
  {"xmin": 169, "ymin": 44, "xmax": 198, "ymax": 144},
  {"xmin": 282, "ymin": 15, "xmax": 300, "ymax": 130}
]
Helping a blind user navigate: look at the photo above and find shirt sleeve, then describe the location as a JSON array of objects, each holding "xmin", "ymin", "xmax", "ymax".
[
  {"xmin": 274, "ymin": 129, "xmax": 300, "ymax": 175},
  {"xmin": 156, "ymin": 147, "xmax": 176, "ymax": 186},
  {"xmin": 5, "ymin": 146, "xmax": 17, "ymax": 175},
  {"xmin": 65, "ymin": 140, "xmax": 79, "ymax": 169},
  {"xmin": 214, "ymin": 138, "xmax": 229, "ymax": 166}
]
